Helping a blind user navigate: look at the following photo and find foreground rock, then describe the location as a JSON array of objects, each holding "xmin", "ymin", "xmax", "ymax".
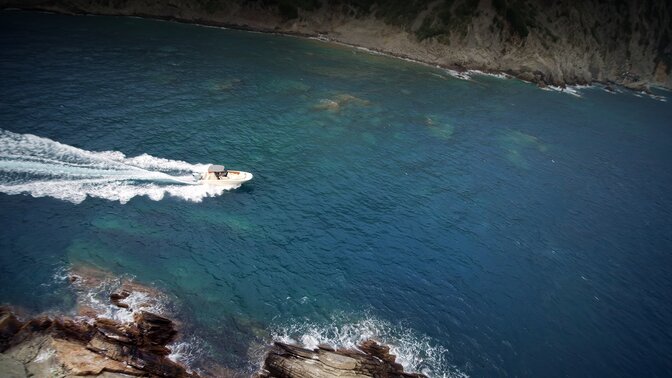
[
  {"xmin": 0, "ymin": 307, "xmax": 197, "ymax": 378},
  {"xmin": 1, "ymin": 265, "xmax": 429, "ymax": 377},
  {"xmin": 258, "ymin": 340, "xmax": 427, "ymax": 378}
]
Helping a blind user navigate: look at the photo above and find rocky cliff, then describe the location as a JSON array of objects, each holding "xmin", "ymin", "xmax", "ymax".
[{"xmin": 1, "ymin": 0, "xmax": 670, "ymax": 89}]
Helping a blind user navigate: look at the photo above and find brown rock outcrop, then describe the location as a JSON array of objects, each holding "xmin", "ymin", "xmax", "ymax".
[
  {"xmin": 110, "ymin": 290, "xmax": 131, "ymax": 309},
  {"xmin": 0, "ymin": 304, "xmax": 197, "ymax": 378},
  {"xmin": 0, "ymin": 310, "xmax": 22, "ymax": 347},
  {"xmin": 2, "ymin": 265, "xmax": 431, "ymax": 378},
  {"xmin": 258, "ymin": 340, "xmax": 427, "ymax": 378}
]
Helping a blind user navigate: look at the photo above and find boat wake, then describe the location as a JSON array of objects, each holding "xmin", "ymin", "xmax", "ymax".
[{"xmin": 0, "ymin": 129, "xmax": 239, "ymax": 204}]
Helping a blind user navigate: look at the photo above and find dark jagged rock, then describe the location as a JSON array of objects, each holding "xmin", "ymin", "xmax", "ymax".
[
  {"xmin": 51, "ymin": 317, "xmax": 96, "ymax": 343},
  {"xmin": 258, "ymin": 340, "xmax": 427, "ymax": 378},
  {"xmin": 0, "ymin": 309, "xmax": 196, "ymax": 378},
  {"xmin": 0, "ymin": 308, "xmax": 23, "ymax": 352},
  {"xmin": 1, "ymin": 301, "xmax": 195, "ymax": 378},
  {"xmin": 135, "ymin": 310, "xmax": 178, "ymax": 348},
  {"xmin": 0, "ymin": 266, "xmax": 217, "ymax": 377},
  {"xmin": 94, "ymin": 317, "xmax": 138, "ymax": 344},
  {"xmin": 110, "ymin": 289, "xmax": 131, "ymax": 309},
  {"xmin": 359, "ymin": 339, "xmax": 404, "ymax": 369}
]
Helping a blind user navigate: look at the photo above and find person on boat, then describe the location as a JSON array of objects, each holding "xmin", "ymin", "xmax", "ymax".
[{"xmin": 207, "ymin": 165, "xmax": 227, "ymax": 180}]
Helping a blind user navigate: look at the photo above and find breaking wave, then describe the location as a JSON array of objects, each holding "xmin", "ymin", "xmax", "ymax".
[
  {"xmin": 270, "ymin": 312, "xmax": 468, "ymax": 378},
  {"xmin": 168, "ymin": 336, "xmax": 207, "ymax": 370},
  {"xmin": 51, "ymin": 264, "xmax": 209, "ymax": 373},
  {"xmin": 0, "ymin": 129, "xmax": 240, "ymax": 204}
]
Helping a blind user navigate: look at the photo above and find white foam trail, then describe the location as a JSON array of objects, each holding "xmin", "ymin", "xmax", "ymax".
[
  {"xmin": 271, "ymin": 312, "xmax": 468, "ymax": 378},
  {"xmin": 0, "ymin": 129, "xmax": 240, "ymax": 204}
]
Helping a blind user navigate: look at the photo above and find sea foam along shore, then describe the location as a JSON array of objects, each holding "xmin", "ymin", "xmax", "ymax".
[
  {"xmin": 271, "ymin": 312, "xmax": 469, "ymax": 378},
  {"xmin": 0, "ymin": 264, "xmax": 201, "ymax": 377},
  {"xmin": 2, "ymin": 265, "xmax": 436, "ymax": 378}
]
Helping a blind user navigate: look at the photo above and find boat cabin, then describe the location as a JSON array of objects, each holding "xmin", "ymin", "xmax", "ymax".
[{"xmin": 205, "ymin": 164, "xmax": 228, "ymax": 180}]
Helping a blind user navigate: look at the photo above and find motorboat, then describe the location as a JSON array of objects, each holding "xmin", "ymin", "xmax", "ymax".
[{"xmin": 195, "ymin": 164, "xmax": 253, "ymax": 186}]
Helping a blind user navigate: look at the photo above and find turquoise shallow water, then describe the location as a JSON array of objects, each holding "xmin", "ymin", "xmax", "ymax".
[{"xmin": 1, "ymin": 10, "xmax": 672, "ymax": 376}]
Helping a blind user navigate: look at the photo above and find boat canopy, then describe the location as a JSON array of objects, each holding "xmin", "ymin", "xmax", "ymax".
[{"xmin": 207, "ymin": 164, "xmax": 225, "ymax": 173}]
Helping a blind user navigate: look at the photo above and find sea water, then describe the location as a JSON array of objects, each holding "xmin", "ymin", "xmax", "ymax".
[{"xmin": 1, "ymin": 10, "xmax": 671, "ymax": 377}]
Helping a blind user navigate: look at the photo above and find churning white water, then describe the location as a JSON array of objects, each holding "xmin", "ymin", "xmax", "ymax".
[{"xmin": 0, "ymin": 129, "xmax": 239, "ymax": 204}]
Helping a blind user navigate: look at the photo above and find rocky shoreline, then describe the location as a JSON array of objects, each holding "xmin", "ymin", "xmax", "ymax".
[
  {"xmin": 0, "ymin": 266, "xmax": 428, "ymax": 377},
  {"xmin": 0, "ymin": 307, "xmax": 428, "ymax": 378},
  {"xmin": 1, "ymin": 0, "xmax": 670, "ymax": 91},
  {"xmin": 0, "ymin": 307, "xmax": 194, "ymax": 377},
  {"xmin": 259, "ymin": 341, "xmax": 427, "ymax": 378}
]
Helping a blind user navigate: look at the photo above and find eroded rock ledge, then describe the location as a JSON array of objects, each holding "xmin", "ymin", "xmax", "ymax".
[
  {"xmin": 0, "ymin": 306, "xmax": 196, "ymax": 377},
  {"xmin": 0, "ymin": 265, "xmax": 428, "ymax": 378},
  {"xmin": 2, "ymin": 307, "xmax": 428, "ymax": 378},
  {"xmin": 258, "ymin": 340, "xmax": 427, "ymax": 378}
]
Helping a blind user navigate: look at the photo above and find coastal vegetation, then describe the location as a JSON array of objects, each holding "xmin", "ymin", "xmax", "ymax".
[{"xmin": 2, "ymin": 0, "xmax": 670, "ymax": 89}]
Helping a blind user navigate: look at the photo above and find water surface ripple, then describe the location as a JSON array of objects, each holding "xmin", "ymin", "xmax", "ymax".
[{"xmin": 1, "ymin": 10, "xmax": 671, "ymax": 377}]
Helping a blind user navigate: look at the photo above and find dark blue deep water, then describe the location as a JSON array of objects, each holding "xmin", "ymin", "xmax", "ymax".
[{"xmin": 1, "ymin": 11, "xmax": 672, "ymax": 377}]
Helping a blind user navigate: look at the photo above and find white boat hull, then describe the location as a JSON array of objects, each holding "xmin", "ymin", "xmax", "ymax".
[{"xmin": 198, "ymin": 170, "xmax": 253, "ymax": 186}]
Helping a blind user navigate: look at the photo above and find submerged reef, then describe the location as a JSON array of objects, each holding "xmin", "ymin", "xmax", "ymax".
[{"xmin": 0, "ymin": 266, "xmax": 427, "ymax": 378}]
